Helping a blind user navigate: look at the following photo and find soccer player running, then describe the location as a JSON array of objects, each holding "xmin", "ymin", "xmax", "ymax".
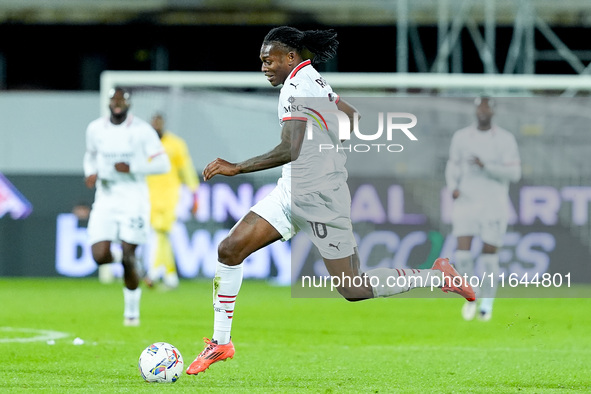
[
  {"xmin": 84, "ymin": 88, "xmax": 171, "ymax": 326},
  {"xmin": 186, "ymin": 26, "xmax": 475, "ymax": 375},
  {"xmin": 445, "ymin": 97, "xmax": 521, "ymax": 321},
  {"xmin": 145, "ymin": 112, "xmax": 200, "ymax": 289}
]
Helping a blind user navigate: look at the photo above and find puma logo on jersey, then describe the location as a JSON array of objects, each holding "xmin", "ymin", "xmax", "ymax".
[
  {"xmin": 290, "ymin": 83, "xmax": 299, "ymax": 89},
  {"xmin": 328, "ymin": 242, "xmax": 340, "ymax": 251}
]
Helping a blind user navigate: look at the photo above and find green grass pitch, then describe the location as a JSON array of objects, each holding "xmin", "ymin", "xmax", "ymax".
[{"xmin": 1, "ymin": 277, "xmax": 590, "ymax": 393}]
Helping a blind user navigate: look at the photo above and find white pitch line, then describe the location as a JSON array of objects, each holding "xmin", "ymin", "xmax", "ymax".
[{"xmin": 0, "ymin": 327, "xmax": 70, "ymax": 343}]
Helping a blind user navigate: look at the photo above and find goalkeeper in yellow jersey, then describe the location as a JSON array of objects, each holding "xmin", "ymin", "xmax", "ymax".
[{"xmin": 146, "ymin": 113, "xmax": 199, "ymax": 289}]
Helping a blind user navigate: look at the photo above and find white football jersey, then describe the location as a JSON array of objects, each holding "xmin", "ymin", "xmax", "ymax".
[
  {"xmin": 278, "ymin": 60, "xmax": 348, "ymax": 195},
  {"xmin": 445, "ymin": 124, "xmax": 521, "ymax": 211},
  {"xmin": 84, "ymin": 114, "xmax": 169, "ymax": 205}
]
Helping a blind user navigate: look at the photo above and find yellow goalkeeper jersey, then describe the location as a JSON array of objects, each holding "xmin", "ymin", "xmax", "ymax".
[{"xmin": 147, "ymin": 132, "xmax": 199, "ymax": 212}]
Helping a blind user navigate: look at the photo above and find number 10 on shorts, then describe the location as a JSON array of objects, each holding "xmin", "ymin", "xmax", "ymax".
[{"xmin": 307, "ymin": 221, "xmax": 327, "ymax": 239}]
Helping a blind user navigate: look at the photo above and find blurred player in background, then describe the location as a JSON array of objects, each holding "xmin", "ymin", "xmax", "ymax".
[
  {"xmin": 145, "ymin": 112, "xmax": 200, "ymax": 289},
  {"xmin": 186, "ymin": 26, "xmax": 475, "ymax": 376},
  {"xmin": 445, "ymin": 97, "xmax": 521, "ymax": 321},
  {"xmin": 84, "ymin": 87, "xmax": 170, "ymax": 326}
]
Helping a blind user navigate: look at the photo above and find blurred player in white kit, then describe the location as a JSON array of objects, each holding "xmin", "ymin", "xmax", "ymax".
[
  {"xmin": 445, "ymin": 97, "xmax": 521, "ymax": 321},
  {"xmin": 84, "ymin": 87, "xmax": 170, "ymax": 326}
]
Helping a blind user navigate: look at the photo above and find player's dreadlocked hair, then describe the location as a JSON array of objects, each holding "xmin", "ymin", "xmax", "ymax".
[{"xmin": 263, "ymin": 26, "xmax": 338, "ymax": 65}]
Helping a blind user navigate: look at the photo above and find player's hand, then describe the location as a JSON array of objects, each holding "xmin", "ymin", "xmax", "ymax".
[
  {"xmin": 85, "ymin": 174, "xmax": 97, "ymax": 189},
  {"xmin": 452, "ymin": 189, "xmax": 460, "ymax": 199},
  {"xmin": 470, "ymin": 156, "xmax": 484, "ymax": 169},
  {"xmin": 191, "ymin": 192, "xmax": 199, "ymax": 216},
  {"xmin": 203, "ymin": 158, "xmax": 239, "ymax": 181},
  {"xmin": 114, "ymin": 162, "xmax": 130, "ymax": 173}
]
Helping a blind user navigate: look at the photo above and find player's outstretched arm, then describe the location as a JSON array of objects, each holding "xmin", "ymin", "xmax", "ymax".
[
  {"xmin": 203, "ymin": 119, "xmax": 306, "ymax": 181},
  {"xmin": 203, "ymin": 158, "xmax": 240, "ymax": 181}
]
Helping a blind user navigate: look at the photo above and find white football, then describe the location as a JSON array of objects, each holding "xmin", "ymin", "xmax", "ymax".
[{"xmin": 138, "ymin": 342, "xmax": 184, "ymax": 383}]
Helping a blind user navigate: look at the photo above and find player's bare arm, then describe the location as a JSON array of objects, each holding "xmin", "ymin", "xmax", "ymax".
[
  {"xmin": 85, "ymin": 174, "xmax": 97, "ymax": 189},
  {"xmin": 203, "ymin": 119, "xmax": 306, "ymax": 181}
]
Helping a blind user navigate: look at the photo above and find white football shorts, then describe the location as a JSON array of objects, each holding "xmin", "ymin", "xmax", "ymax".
[
  {"xmin": 451, "ymin": 199, "xmax": 507, "ymax": 247},
  {"xmin": 251, "ymin": 178, "xmax": 357, "ymax": 259},
  {"xmin": 87, "ymin": 186, "xmax": 150, "ymax": 246}
]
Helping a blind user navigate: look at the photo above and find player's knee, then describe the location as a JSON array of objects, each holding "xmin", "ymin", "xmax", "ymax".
[
  {"xmin": 92, "ymin": 249, "xmax": 111, "ymax": 265},
  {"xmin": 217, "ymin": 237, "xmax": 243, "ymax": 266},
  {"xmin": 92, "ymin": 252, "xmax": 111, "ymax": 265},
  {"xmin": 91, "ymin": 243, "xmax": 111, "ymax": 265}
]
